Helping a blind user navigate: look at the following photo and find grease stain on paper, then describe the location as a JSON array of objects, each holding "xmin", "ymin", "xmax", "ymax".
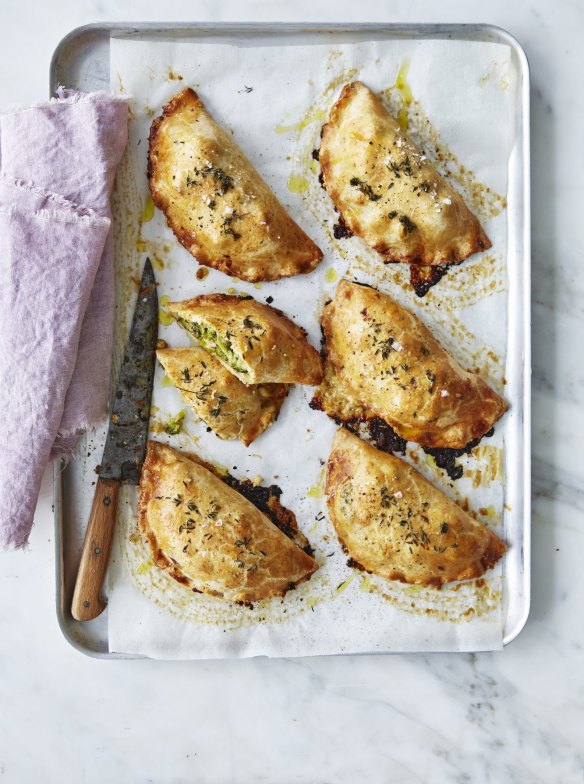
[
  {"xmin": 287, "ymin": 174, "xmax": 310, "ymax": 193},
  {"xmin": 357, "ymin": 572, "xmax": 502, "ymax": 622},
  {"xmin": 141, "ymin": 194, "xmax": 155, "ymax": 222},
  {"xmin": 275, "ymin": 109, "xmax": 327, "ymax": 135},
  {"xmin": 158, "ymin": 294, "xmax": 174, "ymax": 326},
  {"xmin": 393, "ymin": 59, "xmax": 414, "ymax": 130}
]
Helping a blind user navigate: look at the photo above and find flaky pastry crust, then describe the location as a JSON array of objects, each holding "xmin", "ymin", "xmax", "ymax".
[
  {"xmin": 138, "ymin": 441, "xmax": 318, "ymax": 603},
  {"xmin": 148, "ymin": 88, "xmax": 323, "ymax": 282},
  {"xmin": 326, "ymin": 429, "xmax": 506, "ymax": 586},
  {"xmin": 168, "ymin": 293, "xmax": 323, "ymax": 386},
  {"xmin": 157, "ymin": 346, "xmax": 289, "ymax": 446},
  {"xmin": 311, "ymin": 280, "xmax": 508, "ymax": 449},
  {"xmin": 319, "ymin": 81, "xmax": 490, "ymax": 266}
]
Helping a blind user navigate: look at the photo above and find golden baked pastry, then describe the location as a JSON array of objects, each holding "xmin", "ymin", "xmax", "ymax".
[
  {"xmin": 168, "ymin": 293, "xmax": 323, "ymax": 386},
  {"xmin": 319, "ymin": 81, "xmax": 490, "ymax": 266},
  {"xmin": 148, "ymin": 88, "xmax": 323, "ymax": 282},
  {"xmin": 326, "ymin": 428, "xmax": 506, "ymax": 586},
  {"xmin": 157, "ymin": 346, "xmax": 289, "ymax": 446},
  {"xmin": 138, "ymin": 441, "xmax": 318, "ymax": 603},
  {"xmin": 311, "ymin": 280, "xmax": 508, "ymax": 449}
]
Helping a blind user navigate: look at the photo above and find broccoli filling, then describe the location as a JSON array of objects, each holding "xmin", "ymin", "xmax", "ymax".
[
  {"xmin": 178, "ymin": 319, "xmax": 247, "ymax": 374},
  {"xmin": 163, "ymin": 409, "xmax": 186, "ymax": 435}
]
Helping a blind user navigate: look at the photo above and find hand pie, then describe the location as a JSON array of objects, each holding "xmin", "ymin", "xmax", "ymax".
[
  {"xmin": 157, "ymin": 346, "xmax": 289, "ymax": 446},
  {"xmin": 326, "ymin": 428, "xmax": 506, "ymax": 586},
  {"xmin": 319, "ymin": 82, "xmax": 490, "ymax": 267},
  {"xmin": 311, "ymin": 279, "xmax": 508, "ymax": 449},
  {"xmin": 148, "ymin": 88, "xmax": 323, "ymax": 282},
  {"xmin": 138, "ymin": 441, "xmax": 318, "ymax": 603},
  {"xmin": 168, "ymin": 293, "xmax": 323, "ymax": 386}
]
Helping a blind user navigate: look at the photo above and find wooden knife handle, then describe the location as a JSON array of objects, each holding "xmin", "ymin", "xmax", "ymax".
[{"xmin": 71, "ymin": 477, "xmax": 120, "ymax": 621}]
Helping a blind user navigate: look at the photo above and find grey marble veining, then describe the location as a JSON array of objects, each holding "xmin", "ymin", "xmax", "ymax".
[{"xmin": 1, "ymin": 0, "xmax": 584, "ymax": 782}]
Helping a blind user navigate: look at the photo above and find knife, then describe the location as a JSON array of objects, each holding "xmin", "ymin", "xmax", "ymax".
[{"xmin": 71, "ymin": 258, "xmax": 158, "ymax": 621}]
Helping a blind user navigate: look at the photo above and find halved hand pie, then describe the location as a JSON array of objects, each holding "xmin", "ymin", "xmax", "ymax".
[
  {"xmin": 157, "ymin": 346, "xmax": 289, "ymax": 446},
  {"xmin": 148, "ymin": 88, "xmax": 323, "ymax": 282},
  {"xmin": 138, "ymin": 441, "xmax": 318, "ymax": 603},
  {"xmin": 326, "ymin": 428, "xmax": 506, "ymax": 586},
  {"xmin": 168, "ymin": 293, "xmax": 323, "ymax": 386}
]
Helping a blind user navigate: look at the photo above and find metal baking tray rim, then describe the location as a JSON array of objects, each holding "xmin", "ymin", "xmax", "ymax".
[{"xmin": 51, "ymin": 21, "xmax": 531, "ymax": 658}]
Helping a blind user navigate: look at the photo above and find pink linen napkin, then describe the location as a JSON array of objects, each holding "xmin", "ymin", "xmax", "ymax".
[{"xmin": 0, "ymin": 91, "xmax": 128, "ymax": 549}]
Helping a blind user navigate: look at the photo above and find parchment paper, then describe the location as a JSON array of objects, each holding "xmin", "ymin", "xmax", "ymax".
[{"xmin": 106, "ymin": 34, "xmax": 517, "ymax": 657}]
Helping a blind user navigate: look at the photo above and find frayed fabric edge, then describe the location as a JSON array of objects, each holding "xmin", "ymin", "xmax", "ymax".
[
  {"xmin": 1, "ymin": 87, "xmax": 129, "ymax": 116},
  {"xmin": 0, "ymin": 535, "xmax": 30, "ymax": 551},
  {"xmin": 51, "ymin": 414, "xmax": 109, "ymax": 462},
  {"xmin": 0, "ymin": 176, "xmax": 111, "ymax": 225},
  {"xmin": 55, "ymin": 86, "xmax": 130, "ymax": 104},
  {"xmin": 51, "ymin": 440, "xmax": 81, "ymax": 462},
  {"xmin": 0, "ymin": 205, "xmax": 111, "ymax": 228}
]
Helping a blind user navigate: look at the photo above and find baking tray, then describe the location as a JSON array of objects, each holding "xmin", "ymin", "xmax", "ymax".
[{"xmin": 51, "ymin": 22, "xmax": 531, "ymax": 658}]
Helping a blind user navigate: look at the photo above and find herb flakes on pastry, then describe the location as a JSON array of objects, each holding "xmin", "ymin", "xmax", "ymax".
[
  {"xmin": 311, "ymin": 279, "xmax": 508, "ymax": 451},
  {"xmin": 138, "ymin": 441, "xmax": 318, "ymax": 603},
  {"xmin": 157, "ymin": 346, "xmax": 289, "ymax": 446},
  {"xmin": 319, "ymin": 82, "xmax": 490, "ymax": 292},
  {"xmin": 326, "ymin": 428, "xmax": 506, "ymax": 587},
  {"xmin": 168, "ymin": 293, "xmax": 323, "ymax": 386},
  {"xmin": 148, "ymin": 88, "xmax": 323, "ymax": 283}
]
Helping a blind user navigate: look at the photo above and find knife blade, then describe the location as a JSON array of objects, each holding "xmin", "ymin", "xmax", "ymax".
[{"xmin": 71, "ymin": 258, "xmax": 158, "ymax": 621}]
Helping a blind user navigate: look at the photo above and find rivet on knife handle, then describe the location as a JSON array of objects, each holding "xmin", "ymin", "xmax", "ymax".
[{"xmin": 71, "ymin": 477, "xmax": 120, "ymax": 621}]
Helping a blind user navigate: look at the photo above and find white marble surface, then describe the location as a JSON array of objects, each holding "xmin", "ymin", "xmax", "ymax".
[{"xmin": 0, "ymin": 0, "xmax": 582, "ymax": 781}]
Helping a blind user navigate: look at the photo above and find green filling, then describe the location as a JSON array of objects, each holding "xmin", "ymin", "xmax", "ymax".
[
  {"xmin": 178, "ymin": 318, "xmax": 247, "ymax": 374},
  {"xmin": 164, "ymin": 409, "xmax": 186, "ymax": 435}
]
